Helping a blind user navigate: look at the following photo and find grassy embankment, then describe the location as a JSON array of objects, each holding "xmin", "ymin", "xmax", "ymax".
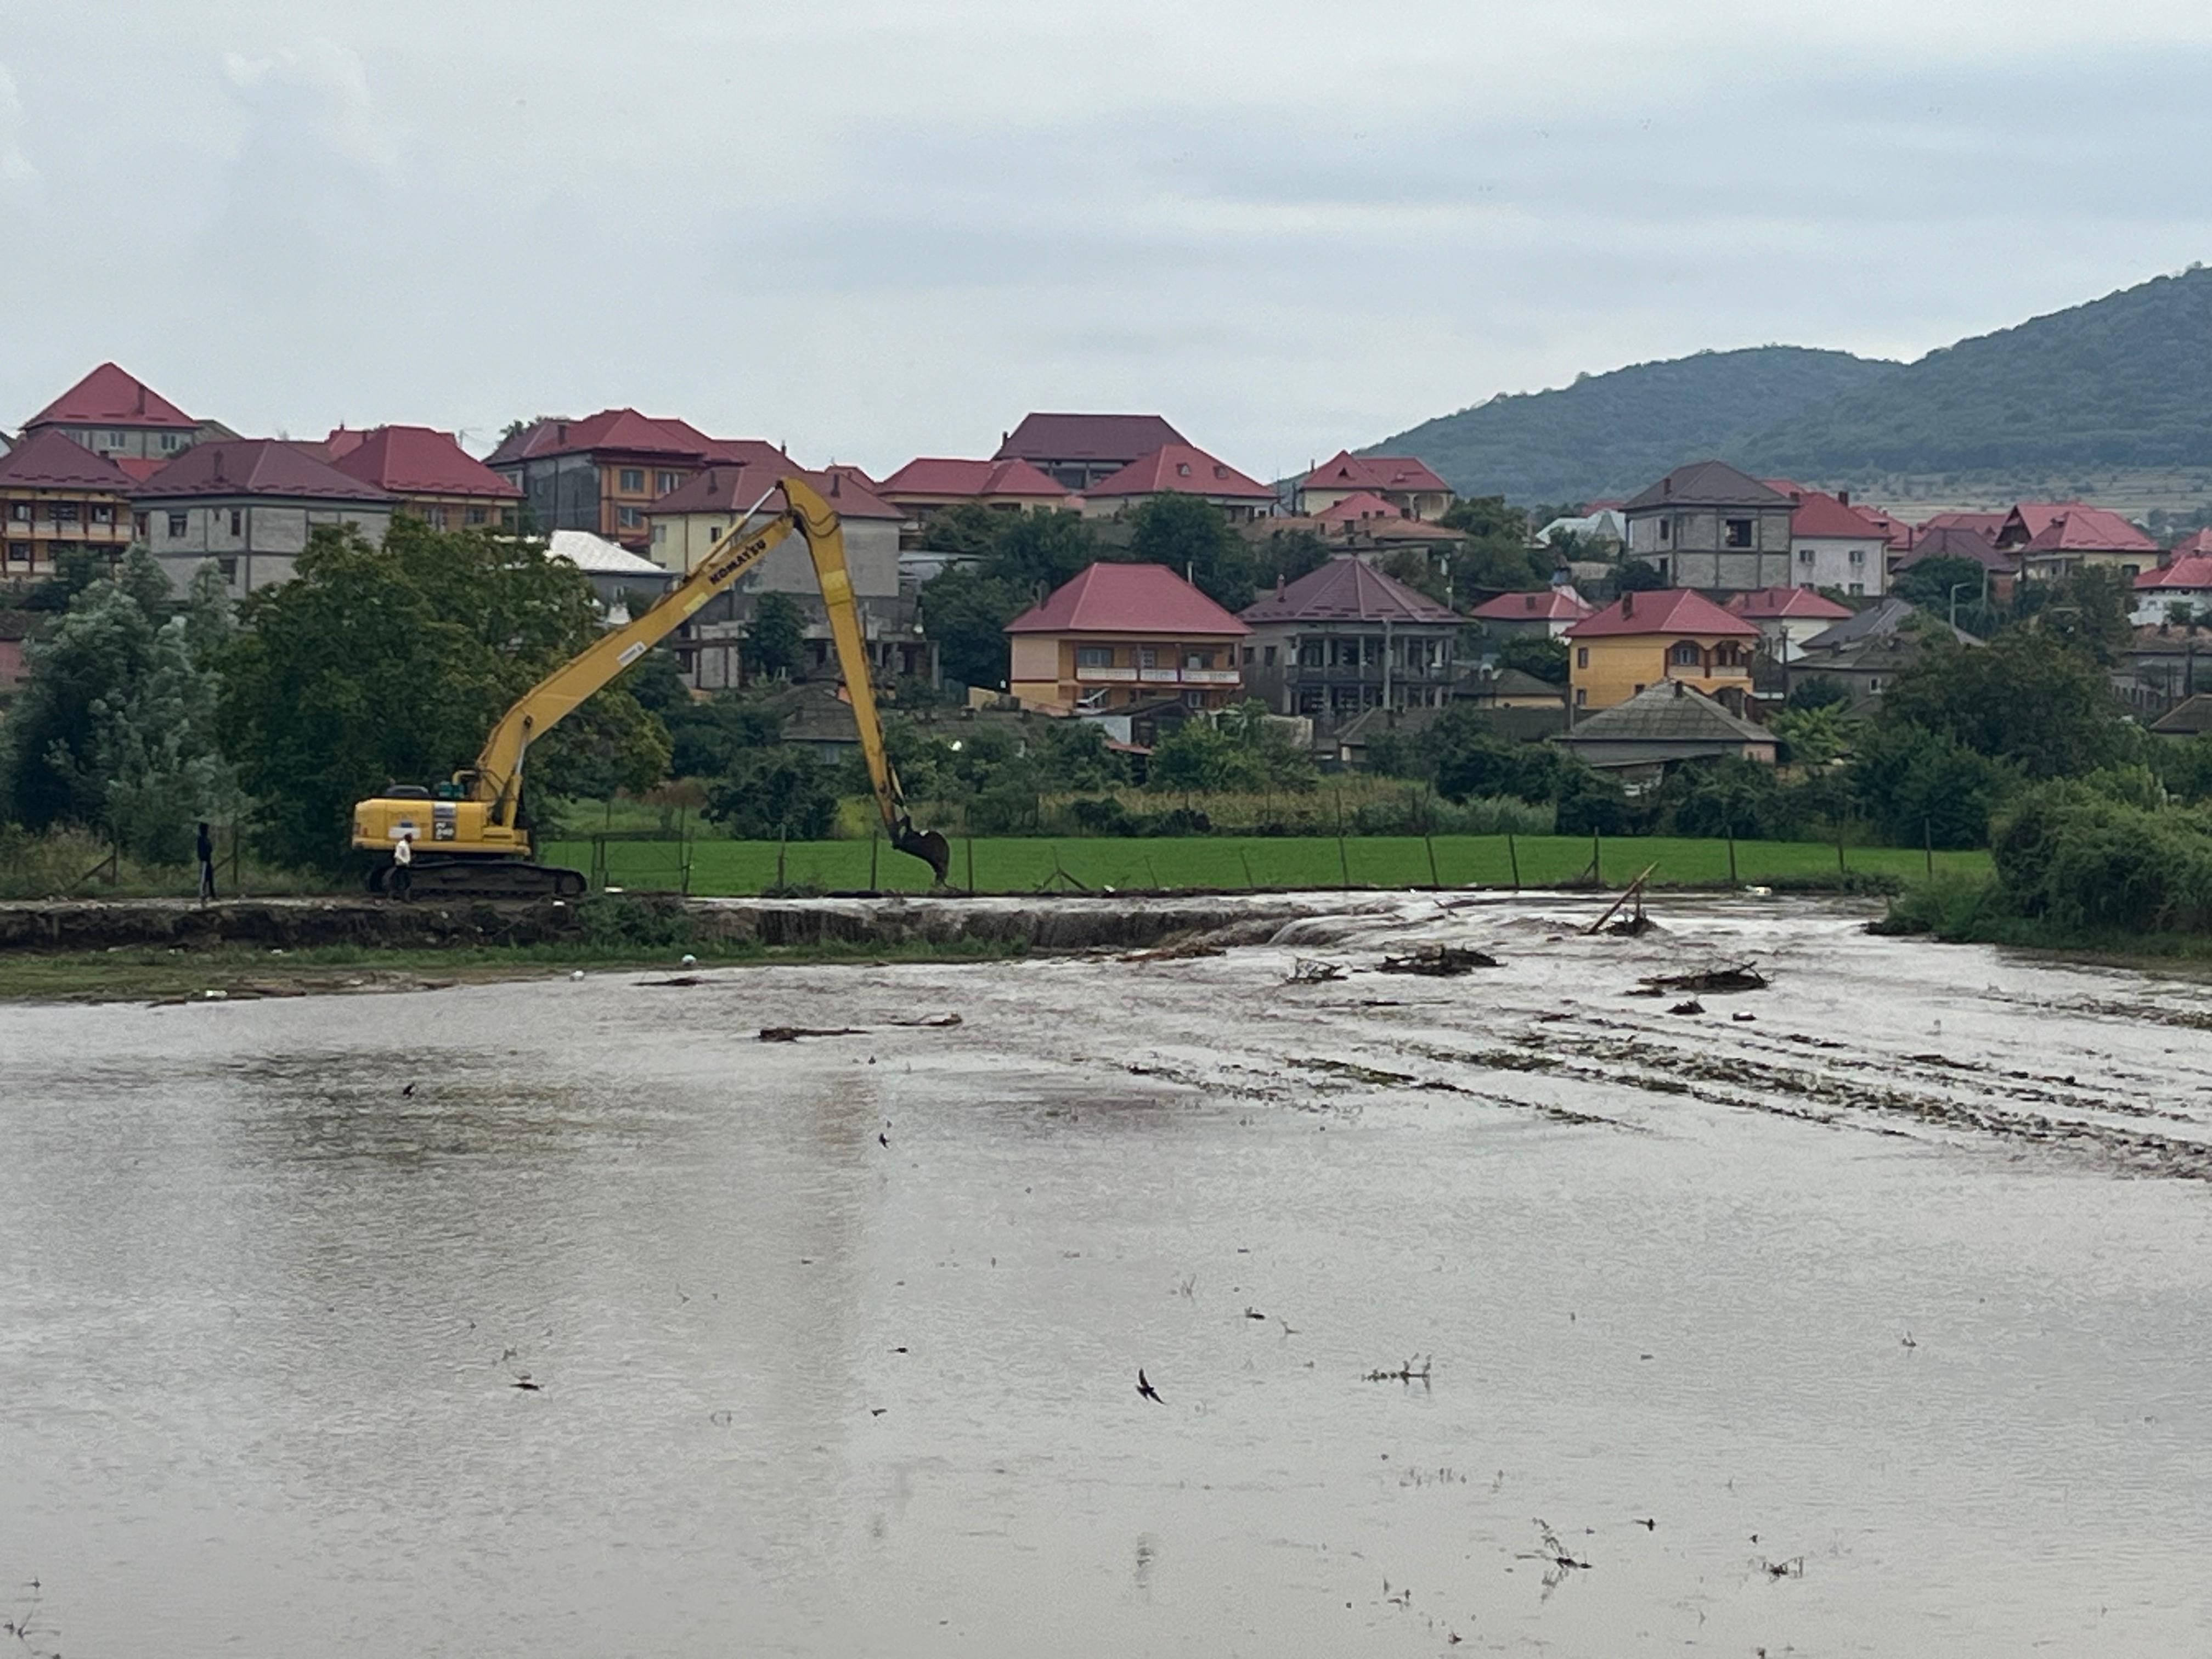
[
  {"xmin": 1877, "ymin": 874, "xmax": 2212, "ymax": 965},
  {"xmin": 547, "ymin": 832, "xmax": 1992, "ymax": 897},
  {"xmin": 0, "ymin": 935, "xmax": 1027, "ymax": 1003}
]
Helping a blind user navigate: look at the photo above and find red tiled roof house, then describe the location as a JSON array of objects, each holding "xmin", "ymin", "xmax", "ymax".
[
  {"xmin": 1296, "ymin": 450, "xmax": 1455, "ymax": 521},
  {"xmin": 994, "ymin": 413, "xmax": 1188, "ymax": 492},
  {"xmin": 1078, "ymin": 444, "xmax": 1277, "ymax": 522},
  {"xmin": 137, "ymin": 439, "xmax": 396, "ymax": 595},
  {"xmin": 325, "ymin": 426, "xmax": 521, "ymax": 533},
  {"xmin": 21, "ymin": 363, "xmax": 204, "ymax": 464},
  {"xmin": 1004, "ymin": 563, "xmax": 1248, "ymax": 710},
  {"xmin": 1469, "ymin": 585, "xmax": 1595, "ymax": 641},
  {"xmin": 0, "ymin": 430, "xmax": 140, "ymax": 580},
  {"xmin": 488, "ymin": 411, "xmax": 794, "ymax": 550},
  {"xmin": 1997, "ymin": 502, "xmax": 2159, "ymax": 582},
  {"xmin": 1764, "ymin": 483, "xmax": 1889, "ymax": 597},
  {"xmin": 1564, "ymin": 587, "xmax": 1761, "ymax": 718},
  {"xmin": 1724, "ymin": 585, "xmax": 1854, "ymax": 664},
  {"xmin": 1238, "ymin": 555, "xmax": 1460, "ymax": 719}
]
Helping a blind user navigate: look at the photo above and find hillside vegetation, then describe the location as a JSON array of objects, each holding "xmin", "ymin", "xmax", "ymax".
[{"xmin": 1378, "ymin": 265, "xmax": 2212, "ymax": 506}]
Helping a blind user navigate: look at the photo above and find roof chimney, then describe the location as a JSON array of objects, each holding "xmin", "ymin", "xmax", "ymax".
[
  {"xmin": 1837, "ymin": 488, "xmax": 1850, "ymax": 506},
  {"xmin": 556, "ymin": 422, "xmax": 568, "ymax": 444},
  {"xmin": 211, "ymin": 447, "xmax": 225, "ymax": 481},
  {"xmin": 1622, "ymin": 590, "xmax": 1635, "ymax": 617},
  {"xmin": 1275, "ymin": 573, "xmax": 1285, "ymax": 599}
]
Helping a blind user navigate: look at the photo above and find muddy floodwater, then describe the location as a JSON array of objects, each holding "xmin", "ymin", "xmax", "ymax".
[{"xmin": 4, "ymin": 894, "xmax": 2211, "ymax": 1656}]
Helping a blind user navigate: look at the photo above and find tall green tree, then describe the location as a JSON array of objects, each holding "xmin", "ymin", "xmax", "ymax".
[
  {"xmin": 1881, "ymin": 630, "xmax": 2130, "ymax": 779},
  {"xmin": 1127, "ymin": 494, "xmax": 1255, "ymax": 611},
  {"xmin": 218, "ymin": 520, "xmax": 668, "ymax": 871},
  {"xmin": 743, "ymin": 591, "xmax": 806, "ymax": 679}
]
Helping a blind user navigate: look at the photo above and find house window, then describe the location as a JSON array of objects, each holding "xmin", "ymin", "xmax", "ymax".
[
  {"xmin": 619, "ymin": 469, "xmax": 645, "ymax": 492},
  {"xmin": 466, "ymin": 505, "xmax": 488, "ymax": 525},
  {"xmin": 160, "ymin": 433, "xmax": 179, "ymax": 452},
  {"xmin": 617, "ymin": 506, "xmax": 644, "ymax": 529},
  {"xmin": 229, "ymin": 509, "xmax": 244, "ymax": 535},
  {"xmin": 707, "ymin": 526, "xmax": 724, "ymax": 543},
  {"xmin": 1669, "ymin": 641, "xmax": 1702, "ymax": 668},
  {"xmin": 1848, "ymin": 582, "xmax": 1865, "ymax": 595},
  {"xmin": 1798, "ymin": 548, "xmax": 1815, "ymax": 563},
  {"xmin": 1241, "ymin": 646, "xmax": 1254, "ymax": 664},
  {"xmin": 651, "ymin": 523, "xmax": 667, "ymax": 544},
  {"xmin": 92, "ymin": 504, "xmax": 114, "ymax": 524},
  {"xmin": 1868, "ymin": 679, "xmax": 1881, "ymax": 693},
  {"xmin": 1184, "ymin": 651, "xmax": 1210, "ymax": 670},
  {"xmin": 1724, "ymin": 518, "xmax": 1753, "ymax": 548},
  {"xmin": 1176, "ymin": 463, "xmax": 1191, "ymax": 477},
  {"xmin": 109, "ymin": 430, "xmax": 128, "ymax": 447},
  {"xmin": 1658, "ymin": 518, "xmax": 1671, "ymax": 544},
  {"xmin": 167, "ymin": 512, "xmax": 188, "ymax": 537},
  {"xmin": 1576, "ymin": 646, "xmax": 1589, "ymax": 668},
  {"xmin": 656, "ymin": 471, "xmax": 680, "ymax": 494},
  {"xmin": 7, "ymin": 503, "xmax": 26, "ymax": 521},
  {"xmin": 217, "ymin": 557, "xmax": 238, "ymax": 582},
  {"xmin": 6, "ymin": 542, "xmax": 28, "ymax": 563},
  {"xmin": 1263, "ymin": 645, "xmax": 1277, "ymax": 666},
  {"xmin": 1076, "ymin": 646, "xmax": 1113, "ymax": 668},
  {"xmin": 1848, "ymin": 548, "xmax": 1865, "ymax": 566},
  {"xmin": 50, "ymin": 501, "xmax": 78, "ymax": 522},
  {"xmin": 133, "ymin": 512, "xmax": 148, "ymax": 538},
  {"xmin": 1575, "ymin": 688, "xmax": 1587, "ymax": 707}
]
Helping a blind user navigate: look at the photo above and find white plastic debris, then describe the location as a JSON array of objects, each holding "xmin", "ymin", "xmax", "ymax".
[
  {"xmin": 680, "ymin": 954, "xmax": 697, "ymax": 967},
  {"xmin": 569, "ymin": 970, "xmax": 586, "ymax": 980},
  {"xmin": 202, "ymin": 989, "xmax": 227, "ymax": 1001}
]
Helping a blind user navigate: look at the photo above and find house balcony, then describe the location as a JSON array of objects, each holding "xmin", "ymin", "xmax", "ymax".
[
  {"xmin": 1075, "ymin": 665, "xmax": 1139, "ymax": 683},
  {"xmin": 1286, "ymin": 662, "xmax": 1454, "ymax": 685},
  {"xmin": 1075, "ymin": 664, "xmax": 1240, "ymax": 687}
]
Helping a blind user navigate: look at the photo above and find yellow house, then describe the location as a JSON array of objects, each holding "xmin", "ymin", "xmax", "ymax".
[
  {"xmin": 1005, "ymin": 562, "xmax": 1248, "ymax": 709},
  {"xmin": 1564, "ymin": 588, "xmax": 1760, "ymax": 718}
]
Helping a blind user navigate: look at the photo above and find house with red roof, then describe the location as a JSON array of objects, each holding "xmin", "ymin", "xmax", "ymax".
[
  {"xmin": 324, "ymin": 426, "xmax": 521, "ymax": 533},
  {"xmin": 1764, "ymin": 483, "xmax": 1889, "ymax": 597},
  {"xmin": 20, "ymin": 363, "xmax": 206, "ymax": 465},
  {"xmin": 488, "ymin": 411, "xmax": 797, "ymax": 550},
  {"xmin": 2132, "ymin": 555, "xmax": 2212, "ymax": 625},
  {"xmin": 0, "ymin": 430, "xmax": 140, "ymax": 580},
  {"xmin": 1469, "ymin": 585, "xmax": 1595, "ymax": 641},
  {"xmin": 1998, "ymin": 502, "xmax": 2159, "ymax": 582},
  {"xmin": 137, "ymin": 439, "xmax": 396, "ymax": 595},
  {"xmin": 1004, "ymin": 562, "xmax": 1247, "ymax": 710},
  {"xmin": 1238, "ymin": 556, "xmax": 1462, "ymax": 720},
  {"xmin": 1296, "ymin": 451, "xmax": 1455, "ymax": 521},
  {"xmin": 1563, "ymin": 588, "xmax": 1761, "ymax": 718},
  {"xmin": 1724, "ymin": 586, "xmax": 1853, "ymax": 663},
  {"xmin": 1621, "ymin": 461, "xmax": 1796, "ymax": 592},
  {"xmin": 2166, "ymin": 529, "xmax": 2212, "ymax": 560},
  {"xmin": 994, "ymin": 414, "xmax": 1188, "ymax": 492},
  {"xmin": 1078, "ymin": 444, "xmax": 1276, "ymax": 522},
  {"xmin": 874, "ymin": 457, "xmax": 1073, "ymax": 533}
]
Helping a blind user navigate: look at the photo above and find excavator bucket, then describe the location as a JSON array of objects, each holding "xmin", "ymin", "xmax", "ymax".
[{"xmin": 894, "ymin": 824, "xmax": 953, "ymax": 886}]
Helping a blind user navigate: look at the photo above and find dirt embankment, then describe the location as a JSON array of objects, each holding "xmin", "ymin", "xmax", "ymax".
[{"xmin": 0, "ymin": 893, "xmax": 1351, "ymax": 957}]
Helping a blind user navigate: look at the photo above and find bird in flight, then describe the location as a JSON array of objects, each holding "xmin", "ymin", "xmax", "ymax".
[
  {"xmin": 878, "ymin": 1131, "xmax": 889, "ymax": 1148},
  {"xmin": 402, "ymin": 1082, "xmax": 416, "ymax": 1097},
  {"xmin": 1137, "ymin": 1369, "xmax": 1164, "ymax": 1404}
]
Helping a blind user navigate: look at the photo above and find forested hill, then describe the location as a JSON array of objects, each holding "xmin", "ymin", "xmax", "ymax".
[
  {"xmin": 1742, "ymin": 267, "xmax": 2212, "ymax": 478},
  {"xmin": 1374, "ymin": 347, "xmax": 1900, "ymax": 504},
  {"xmin": 1376, "ymin": 266, "xmax": 2212, "ymax": 504}
]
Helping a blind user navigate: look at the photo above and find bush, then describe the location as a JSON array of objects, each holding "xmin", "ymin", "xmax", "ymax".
[
  {"xmin": 703, "ymin": 747, "xmax": 838, "ymax": 840},
  {"xmin": 1553, "ymin": 768, "xmax": 1638, "ymax": 836},
  {"xmin": 1849, "ymin": 723, "xmax": 2018, "ymax": 849},
  {"xmin": 1989, "ymin": 782, "xmax": 2212, "ymax": 933}
]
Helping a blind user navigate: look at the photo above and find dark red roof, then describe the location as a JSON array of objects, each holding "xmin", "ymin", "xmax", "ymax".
[
  {"xmin": 877, "ymin": 456, "xmax": 1070, "ymax": 500},
  {"xmin": 1724, "ymin": 586, "xmax": 1854, "ymax": 620},
  {"xmin": 2021, "ymin": 505, "xmax": 2158, "ymax": 555},
  {"xmin": 1240, "ymin": 556, "xmax": 1459, "ymax": 625},
  {"xmin": 1469, "ymin": 587, "xmax": 1594, "ymax": 622},
  {"xmin": 995, "ymin": 413, "xmax": 1187, "ymax": 465},
  {"xmin": 1565, "ymin": 588, "xmax": 1759, "ymax": 639},
  {"xmin": 1301, "ymin": 450, "xmax": 1451, "ymax": 495},
  {"xmin": 0, "ymin": 428, "xmax": 140, "ymax": 490},
  {"xmin": 2166, "ymin": 529, "xmax": 2212, "ymax": 558},
  {"xmin": 1085, "ymin": 444, "xmax": 1274, "ymax": 501},
  {"xmin": 1775, "ymin": 486, "xmax": 1887, "ymax": 540},
  {"xmin": 1005, "ymin": 562, "xmax": 1249, "ymax": 636},
  {"xmin": 1896, "ymin": 524, "xmax": 2018, "ymax": 574},
  {"xmin": 489, "ymin": 410, "xmax": 716, "ymax": 466},
  {"xmin": 648, "ymin": 464, "xmax": 900, "ymax": 520},
  {"xmin": 327, "ymin": 426, "xmax": 520, "ymax": 498},
  {"xmin": 113, "ymin": 457, "xmax": 163, "ymax": 483},
  {"xmin": 2137, "ymin": 556, "xmax": 2212, "ymax": 591},
  {"xmin": 133, "ymin": 439, "xmax": 394, "ymax": 503},
  {"xmin": 1314, "ymin": 490, "xmax": 1402, "ymax": 523},
  {"xmin": 1923, "ymin": 511, "xmax": 2005, "ymax": 540},
  {"xmin": 25, "ymin": 363, "xmax": 195, "ymax": 431}
]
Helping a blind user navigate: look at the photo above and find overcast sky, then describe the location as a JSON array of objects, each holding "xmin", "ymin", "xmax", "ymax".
[{"xmin": 4, "ymin": 1, "xmax": 2210, "ymax": 478}]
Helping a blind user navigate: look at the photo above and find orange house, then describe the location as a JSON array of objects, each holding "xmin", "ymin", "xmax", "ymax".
[
  {"xmin": 1004, "ymin": 562, "xmax": 1248, "ymax": 709},
  {"xmin": 1564, "ymin": 588, "xmax": 1760, "ymax": 718}
]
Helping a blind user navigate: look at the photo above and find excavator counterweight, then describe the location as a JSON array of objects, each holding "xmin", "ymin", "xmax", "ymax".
[{"xmin": 351, "ymin": 477, "xmax": 946, "ymax": 898}]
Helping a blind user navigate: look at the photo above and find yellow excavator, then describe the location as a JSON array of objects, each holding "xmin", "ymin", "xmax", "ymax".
[{"xmin": 351, "ymin": 475, "xmax": 951, "ymax": 899}]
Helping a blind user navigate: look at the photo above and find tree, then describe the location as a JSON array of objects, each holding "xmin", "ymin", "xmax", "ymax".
[
  {"xmin": 703, "ymin": 746, "xmax": 838, "ymax": 840},
  {"xmin": 1882, "ymin": 630, "xmax": 2132, "ymax": 778},
  {"xmin": 218, "ymin": 520, "xmax": 667, "ymax": 871},
  {"xmin": 1848, "ymin": 722, "xmax": 2018, "ymax": 848},
  {"xmin": 1035, "ymin": 720, "xmax": 1127, "ymax": 791},
  {"xmin": 1785, "ymin": 676, "xmax": 1850, "ymax": 712},
  {"xmin": 1127, "ymin": 494, "xmax": 1254, "ymax": 611},
  {"xmin": 1767, "ymin": 703, "xmax": 1848, "ymax": 765},
  {"xmin": 1249, "ymin": 529, "xmax": 1331, "ymax": 596},
  {"xmin": 2012, "ymin": 566, "xmax": 2135, "ymax": 664},
  {"xmin": 743, "ymin": 591, "xmax": 805, "ymax": 679},
  {"xmin": 1496, "ymin": 635, "xmax": 1570, "ymax": 685},
  {"xmin": 921, "ymin": 565, "xmax": 1022, "ymax": 691},
  {"xmin": 1616, "ymin": 560, "xmax": 1668, "ymax": 592},
  {"xmin": 1147, "ymin": 702, "xmax": 1316, "ymax": 793},
  {"xmin": 919, "ymin": 501, "xmax": 1007, "ymax": 560},
  {"xmin": 1892, "ymin": 555, "xmax": 1992, "ymax": 620}
]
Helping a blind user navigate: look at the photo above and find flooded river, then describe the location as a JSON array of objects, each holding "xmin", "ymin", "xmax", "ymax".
[{"xmin": 3, "ymin": 894, "xmax": 2210, "ymax": 1656}]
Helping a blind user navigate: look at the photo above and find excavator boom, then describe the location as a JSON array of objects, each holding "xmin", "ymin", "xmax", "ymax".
[{"xmin": 351, "ymin": 476, "xmax": 949, "ymax": 895}]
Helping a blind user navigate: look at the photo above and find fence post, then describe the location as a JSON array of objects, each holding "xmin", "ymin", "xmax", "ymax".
[
  {"xmin": 1507, "ymin": 831, "xmax": 1522, "ymax": 892},
  {"xmin": 227, "ymin": 823, "xmax": 241, "ymax": 895},
  {"xmin": 870, "ymin": 830, "xmax": 880, "ymax": 891},
  {"xmin": 776, "ymin": 822, "xmax": 788, "ymax": 891},
  {"xmin": 1592, "ymin": 830, "xmax": 1602, "ymax": 887},
  {"xmin": 966, "ymin": 837, "xmax": 975, "ymax": 894},
  {"xmin": 1727, "ymin": 825, "xmax": 1738, "ymax": 886},
  {"xmin": 1334, "ymin": 788, "xmax": 1351, "ymax": 891},
  {"xmin": 1836, "ymin": 822, "xmax": 1847, "ymax": 876},
  {"xmin": 1923, "ymin": 817, "xmax": 1934, "ymax": 878}
]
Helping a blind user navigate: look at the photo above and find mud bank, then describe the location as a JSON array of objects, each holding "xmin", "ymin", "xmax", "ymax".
[{"xmin": 0, "ymin": 891, "xmax": 1390, "ymax": 956}]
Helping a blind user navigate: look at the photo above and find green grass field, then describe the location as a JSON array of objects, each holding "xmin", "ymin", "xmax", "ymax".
[{"xmin": 539, "ymin": 832, "xmax": 1991, "ymax": 897}]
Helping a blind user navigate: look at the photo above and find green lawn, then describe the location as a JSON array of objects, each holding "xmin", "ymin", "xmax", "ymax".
[{"xmin": 539, "ymin": 833, "xmax": 1991, "ymax": 896}]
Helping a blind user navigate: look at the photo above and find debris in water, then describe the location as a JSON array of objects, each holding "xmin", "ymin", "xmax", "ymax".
[
  {"xmin": 1633, "ymin": 962, "xmax": 1769, "ymax": 996},
  {"xmin": 1289, "ymin": 957, "xmax": 1346, "ymax": 984},
  {"xmin": 1378, "ymin": 946, "xmax": 1498, "ymax": 977},
  {"xmin": 1733, "ymin": 1011, "xmax": 1757, "ymax": 1022},
  {"xmin": 1668, "ymin": 999, "xmax": 1705, "ymax": 1015},
  {"xmin": 1120, "ymin": 940, "xmax": 1225, "ymax": 963},
  {"xmin": 511, "ymin": 1374, "xmax": 541, "ymax": 1392},
  {"xmin": 889, "ymin": 1012, "xmax": 963, "ymax": 1028},
  {"xmin": 642, "ymin": 975, "xmax": 707, "ymax": 987},
  {"xmin": 1363, "ymin": 1355, "xmax": 1432, "ymax": 1384},
  {"xmin": 757, "ymin": 1025, "xmax": 867, "ymax": 1042}
]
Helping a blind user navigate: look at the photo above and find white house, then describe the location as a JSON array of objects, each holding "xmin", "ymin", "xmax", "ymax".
[{"xmin": 1771, "ymin": 483, "xmax": 1889, "ymax": 597}]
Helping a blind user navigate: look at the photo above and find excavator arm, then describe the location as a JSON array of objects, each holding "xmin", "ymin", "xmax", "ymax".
[{"xmin": 464, "ymin": 476, "xmax": 947, "ymax": 882}]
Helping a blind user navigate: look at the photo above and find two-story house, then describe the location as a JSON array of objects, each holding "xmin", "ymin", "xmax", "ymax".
[
  {"xmin": 1996, "ymin": 501, "xmax": 2160, "ymax": 582},
  {"xmin": 1769, "ymin": 483, "xmax": 1889, "ymax": 596},
  {"xmin": 137, "ymin": 439, "xmax": 395, "ymax": 596},
  {"xmin": 324, "ymin": 426, "xmax": 521, "ymax": 532},
  {"xmin": 1564, "ymin": 588, "xmax": 1760, "ymax": 718},
  {"xmin": 1077, "ymin": 444, "xmax": 1276, "ymax": 522},
  {"xmin": 993, "ymin": 413, "xmax": 1188, "ymax": 492},
  {"xmin": 488, "ymin": 410, "xmax": 792, "ymax": 550},
  {"xmin": 1622, "ymin": 461, "xmax": 1795, "ymax": 591},
  {"xmin": 1295, "ymin": 451, "xmax": 1455, "ymax": 521},
  {"xmin": 1238, "ymin": 555, "xmax": 1460, "ymax": 720},
  {"xmin": 1469, "ymin": 585, "xmax": 1594, "ymax": 641},
  {"xmin": 1723, "ymin": 586, "xmax": 1853, "ymax": 664},
  {"xmin": 1005, "ymin": 562, "xmax": 1247, "ymax": 710},
  {"xmin": 19, "ymin": 363, "xmax": 205, "ymax": 466},
  {"xmin": 0, "ymin": 430, "xmax": 139, "ymax": 579}
]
